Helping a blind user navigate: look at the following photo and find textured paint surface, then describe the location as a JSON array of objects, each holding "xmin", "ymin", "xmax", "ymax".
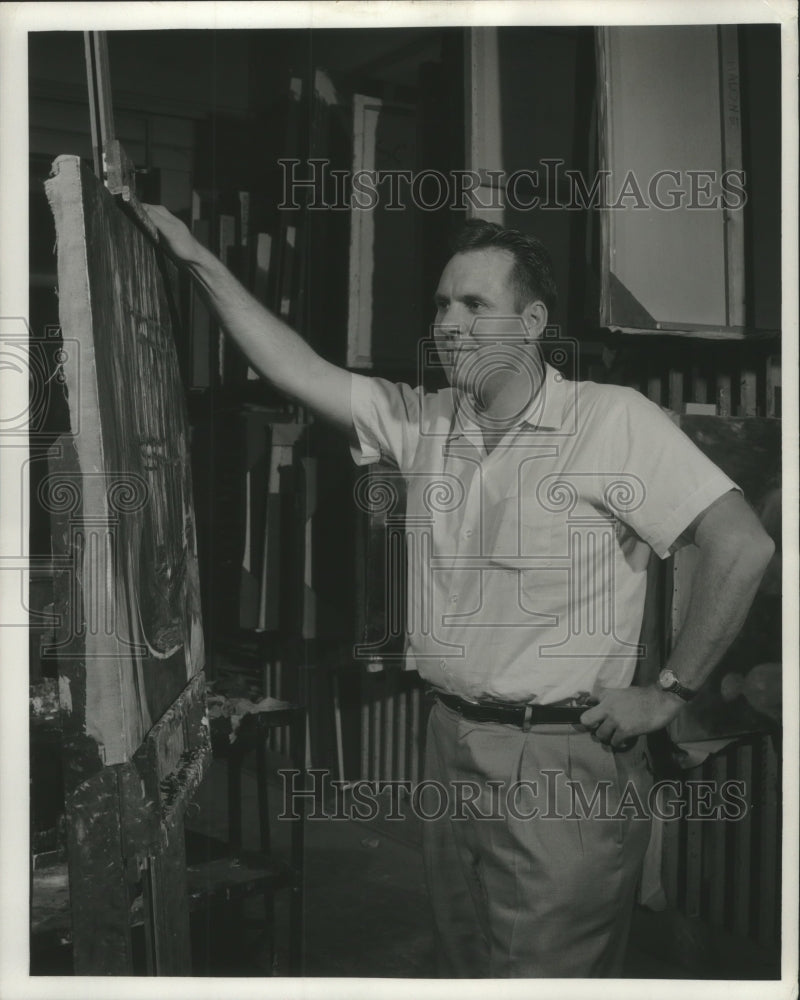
[{"xmin": 46, "ymin": 155, "xmax": 204, "ymax": 764}]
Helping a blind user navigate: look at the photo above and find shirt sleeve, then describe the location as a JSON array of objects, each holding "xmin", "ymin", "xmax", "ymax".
[
  {"xmin": 598, "ymin": 388, "xmax": 741, "ymax": 559},
  {"xmin": 349, "ymin": 373, "xmax": 424, "ymax": 472}
]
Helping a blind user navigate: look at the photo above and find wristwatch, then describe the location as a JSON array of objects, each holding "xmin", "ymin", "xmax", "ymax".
[{"xmin": 657, "ymin": 668, "xmax": 697, "ymax": 702}]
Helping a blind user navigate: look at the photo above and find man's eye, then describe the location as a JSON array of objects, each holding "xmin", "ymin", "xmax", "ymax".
[{"xmin": 466, "ymin": 299, "xmax": 482, "ymax": 311}]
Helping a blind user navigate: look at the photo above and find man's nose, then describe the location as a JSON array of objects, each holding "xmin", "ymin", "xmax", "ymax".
[{"xmin": 437, "ymin": 305, "xmax": 467, "ymax": 338}]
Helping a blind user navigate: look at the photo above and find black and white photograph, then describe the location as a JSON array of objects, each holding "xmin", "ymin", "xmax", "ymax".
[{"xmin": 0, "ymin": 2, "xmax": 797, "ymax": 997}]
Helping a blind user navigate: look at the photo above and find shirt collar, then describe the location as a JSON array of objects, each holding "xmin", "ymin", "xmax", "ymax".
[
  {"xmin": 519, "ymin": 362, "xmax": 567, "ymax": 431},
  {"xmin": 448, "ymin": 362, "xmax": 567, "ymax": 441}
]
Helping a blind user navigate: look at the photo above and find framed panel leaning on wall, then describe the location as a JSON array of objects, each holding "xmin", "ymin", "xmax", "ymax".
[{"xmin": 597, "ymin": 25, "xmax": 746, "ymax": 338}]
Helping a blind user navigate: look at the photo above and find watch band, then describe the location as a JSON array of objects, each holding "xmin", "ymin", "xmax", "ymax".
[{"xmin": 658, "ymin": 669, "xmax": 697, "ymax": 702}]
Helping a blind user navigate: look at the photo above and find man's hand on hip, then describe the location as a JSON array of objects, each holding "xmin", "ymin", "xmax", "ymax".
[{"xmin": 579, "ymin": 684, "xmax": 685, "ymax": 748}]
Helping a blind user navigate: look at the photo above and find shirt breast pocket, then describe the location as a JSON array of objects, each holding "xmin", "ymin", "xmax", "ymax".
[{"xmin": 484, "ymin": 494, "xmax": 563, "ymax": 568}]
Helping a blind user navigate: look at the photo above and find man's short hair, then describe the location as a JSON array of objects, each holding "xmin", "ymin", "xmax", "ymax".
[{"xmin": 450, "ymin": 220, "xmax": 558, "ymax": 317}]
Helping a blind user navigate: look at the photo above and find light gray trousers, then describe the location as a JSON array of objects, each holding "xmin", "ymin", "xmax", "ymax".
[{"xmin": 422, "ymin": 700, "xmax": 654, "ymax": 977}]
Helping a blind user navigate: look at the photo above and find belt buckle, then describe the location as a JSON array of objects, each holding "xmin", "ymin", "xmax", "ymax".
[{"xmin": 522, "ymin": 704, "xmax": 533, "ymax": 733}]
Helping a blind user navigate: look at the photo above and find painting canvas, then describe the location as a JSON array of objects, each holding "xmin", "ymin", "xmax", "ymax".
[
  {"xmin": 670, "ymin": 415, "xmax": 781, "ymax": 742},
  {"xmin": 45, "ymin": 155, "xmax": 204, "ymax": 767},
  {"xmin": 347, "ymin": 95, "xmax": 423, "ymax": 369}
]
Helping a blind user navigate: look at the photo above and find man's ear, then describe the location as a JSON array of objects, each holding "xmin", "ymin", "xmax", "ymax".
[{"xmin": 522, "ymin": 300, "xmax": 548, "ymax": 341}]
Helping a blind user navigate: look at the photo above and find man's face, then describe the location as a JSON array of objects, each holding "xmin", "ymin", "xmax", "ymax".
[{"xmin": 433, "ymin": 248, "xmax": 532, "ymax": 395}]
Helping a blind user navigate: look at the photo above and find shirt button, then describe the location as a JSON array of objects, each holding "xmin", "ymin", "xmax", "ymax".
[
  {"xmin": 439, "ymin": 659, "xmax": 446, "ymax": 668},
  {"xmin": 464, "ymin": 529, "xmax": 473, "ymax": 538},
  {"xmin": 450, "ymin": 594, "xmax": 459, "ymax": 603}
]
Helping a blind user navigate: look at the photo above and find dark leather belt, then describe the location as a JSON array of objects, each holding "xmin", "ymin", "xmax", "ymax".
[{"xmin": 435, "ymin": 691, "xmax": 588, "ymax": 729}]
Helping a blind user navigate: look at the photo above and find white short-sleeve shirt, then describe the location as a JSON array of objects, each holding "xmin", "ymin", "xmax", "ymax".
[{"xmin": 350, "ymin": 363, "xmax": 738, "ymax": 705}]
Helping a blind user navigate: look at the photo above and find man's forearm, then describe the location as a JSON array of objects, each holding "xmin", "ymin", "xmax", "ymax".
[
  {"xmin": 144, "ymin": 204, "xmax": 354, "ymax": 431},
  {"xmin": 187, "ymin": 243, "xmax": 324, "ymax": 398},
  {"xmin": 581, "ymin": 525, "xmax": 774, "ymax": 744},
  {"xmin": 664, "ymin": 535, "xmax": 774, "ymax": 694}
]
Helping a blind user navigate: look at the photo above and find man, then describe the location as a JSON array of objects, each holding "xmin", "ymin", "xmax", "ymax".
[{"xmin": 145, "ymin": 207, "xmax": 774, "ymax": 977}]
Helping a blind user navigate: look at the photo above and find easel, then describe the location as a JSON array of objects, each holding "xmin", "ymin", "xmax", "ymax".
[{"xmin": 83, "ymin": 31, "xmax": 157, "ymax": 238}]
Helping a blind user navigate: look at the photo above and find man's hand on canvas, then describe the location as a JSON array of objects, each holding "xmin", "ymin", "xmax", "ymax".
[{"xmin": 142, "ymin": 204, "xmax": 202, "ymax": 265}]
